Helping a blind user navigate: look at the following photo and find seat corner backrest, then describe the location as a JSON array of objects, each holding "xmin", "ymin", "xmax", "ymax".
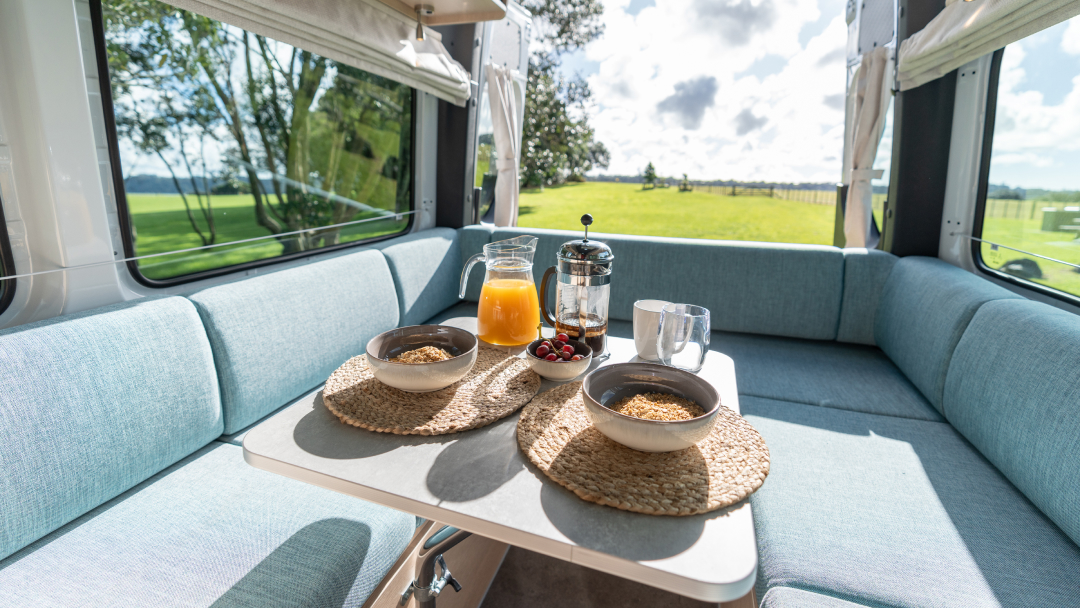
[
  {"xmin": 944, "ymin": 299, "xmax": 1080, "ymax": 546},
  {"xmin": 371, "ymin": 227, "xmax": 463, "ymax": 325},
  {"xmin": 459, "ymin": 225, "xmax": 493, "ymax": 302},
  {"xmin": 873, "ymin": 257, "xmax": 1022, "ymax": 412},
  {"xmin": 188, "ymin": 248, "xmax": 398, "ymax": 434},
  {"xmin": 0, "ymin": 296, "xmax": 221, "ymax": 561},
  {"xmin": 836, "ymin": 248, "xmax": 898, "ymax": 345}
]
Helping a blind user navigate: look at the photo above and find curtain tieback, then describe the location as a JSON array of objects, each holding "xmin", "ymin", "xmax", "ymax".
[
  {"xmin": 849, "ymin": 168, "xmax": 884, "ymax": 182},
  {"xmin": 495, "ymin": 159, "xmax": 517, "ymax": 171}
]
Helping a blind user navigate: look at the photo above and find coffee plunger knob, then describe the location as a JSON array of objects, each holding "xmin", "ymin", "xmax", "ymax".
[{"xmin": 581, "ymin": 214, "xmax": 593, "ymax": 241}]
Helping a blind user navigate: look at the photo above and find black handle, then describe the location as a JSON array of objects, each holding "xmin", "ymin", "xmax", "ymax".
[{"xmin": 539, "ymin": 266, "xmax": 557, "ymax": 327}]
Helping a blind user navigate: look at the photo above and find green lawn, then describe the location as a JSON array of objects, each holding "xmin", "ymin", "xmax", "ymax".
[
  {"xmin": 519, "ymin": 182, "xmax": 837, "ymax": 245},
  {"xmin": 127, "ymin": 193, "xmax": 407, "ymax": 280},
  {"xmin": 981, "ymin": 212, "xmax": 1080, "ymax": 297}
]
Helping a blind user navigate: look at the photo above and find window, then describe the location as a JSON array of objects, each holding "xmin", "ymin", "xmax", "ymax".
[
  {"xmin": 95, "ymin": 0, "xmax": 414, "ymax": 284},
  {"xmin": 976, "ymin": 16, "xmax": 1080, "ymax": 301},
  {"xmin": 0, "ymin": 192, "xmax": 14, "ymax": 315}
]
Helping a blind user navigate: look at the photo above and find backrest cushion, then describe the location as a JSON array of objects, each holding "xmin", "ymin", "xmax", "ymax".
[
  {"xmin": 874, "ymin": 257, "xmax": 1021, "ymax": 413},
  {"xmin": 0, "ymin": 297, "xmax": 221, "ymax": 560},
  {"xmin": 944, "ymin": 299, "xmax": 1080, "ymax": 545},
  {"xmin": 372, "ymin": 227, "xmax": 461, "ymax": 326},
  {"xmin": 189, "ymin": 249, "xmax": 398, "ymax": 434},
  {"xmin": 459, "ymin": 225, "xmax": 493, "ymax": 302},
  {"xmin": 836, "ymin": 248, "xmax": 897, "ymax": 345},
  {"xmin": 492, "ymin": 227, "xmax": 845, "ymax": 340}
]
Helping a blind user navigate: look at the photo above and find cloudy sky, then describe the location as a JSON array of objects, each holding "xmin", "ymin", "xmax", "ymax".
[
  {"xmin": 987, "ymin": 17, "xmax": 1080, "ymax": 191},
  {"xmin": 556, "ymin": 0, "xmax": 850, "ymax": 183}
]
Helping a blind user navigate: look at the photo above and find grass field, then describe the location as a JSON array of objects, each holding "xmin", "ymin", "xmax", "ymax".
[
  {"xmin": 127, "ymin": 193, "xmax": 407, "ymax": 280},
  {"xmin": 519, "ymin": 182, "xmax": 838, "ymax": 244}
]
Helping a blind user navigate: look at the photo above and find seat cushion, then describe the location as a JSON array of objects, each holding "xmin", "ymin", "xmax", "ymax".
[
  {"xmin": 836, "ymin": 248, "xmax": 897, "ymax": 346},
  {"xmin": 944, "ymin": 299, "xmax": 1080, "ymax": 547},
  {"xmin": 0, "ymin": 443, "xmax": 414, "ymax": 608},
  {"xmin": 759, "ymin": 587, "xmax": 871, "ymax": 607},
  {"xmin": 188, "ymin": 249, "xmax": 399, "ymax": 434},
  {"xmin": 744, "ymin": 397, "xmax": 1080, "ymax": 607},
  {"xmin": 0, "ymin": 297, "xmax": 222, "ymax": 561},
  {"xmin": 459, "ymin": 225, "xmax": 493, "ymax": 302},
  {"xmin": 372, "ymin": 228, "xmax": 463, "ymax": 326},
  {"xmin": 491, "ymin": 227, "xmax": 845, "ymax": 340},
  {"xmin": 424, "ymin": 301, "xmax": 482, "ymax": 326},
  {"xmin": 874, "ymin": 257, "xmax": 1021, "ymax": 413},
  {"xmin": 712, "ymin": 332, "xmax": 941, "ymax": 421}
]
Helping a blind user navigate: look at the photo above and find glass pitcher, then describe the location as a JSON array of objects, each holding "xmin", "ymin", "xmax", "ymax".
[{"xmin": 459, "ymin": 236, "xmax": 541, "ymax": 346}]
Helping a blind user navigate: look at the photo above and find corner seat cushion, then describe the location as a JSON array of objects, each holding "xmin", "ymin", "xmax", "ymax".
[
  {"xmin": 944, "ymin": 299, "xmax": 1080, "ymax": 546},
  {"xmin": 0, "ymin": 297, "xmax": 222, "ymax": 561},
  {"xmin": 836, "ymin": 248, "xmax": 897, "ymax": 346},
  {"xmin": 873, "ymin": 257, "xmax": 1021, "ymax": 414},
  {"xmin": 743, "ymin": 397, "xmax": 1080, "ymax": 607},
  {"xmin": 759, "ymin": 587, "xmax": 871, "ymax": 607},
  {"xmin": 490, "ymin": 227, "xmax": 845, "ymax": 340},
  {"xmin": 372, "ymin": 228, "xmax": 463, "ymax": 326},
  {"xmin": 0, "ymin": 443, "xmax": 414, "ymax": 608},
  {"xmin": 711, "ymin": 332, "xmax": 941, "ymax": 421},
  {"xmin": 188, "ymin": 249, "xmax": 399, "ymax": 434}
]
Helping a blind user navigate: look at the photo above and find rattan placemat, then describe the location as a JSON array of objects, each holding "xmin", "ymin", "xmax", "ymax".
[
  {"xmin": 324, "ymin": 346, "xmax": 541, "ymax": 435},
  {"xmin": 517, "ymin": 382, "xmax": 770, "ymax": 516}
]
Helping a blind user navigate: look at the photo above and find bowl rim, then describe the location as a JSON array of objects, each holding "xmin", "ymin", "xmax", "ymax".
[
  {"xmin": 366, "ymin": 324, "xmax": 478, "ymax": 366},
  {"xmin": 524, "ymin": 337, "xmax": 593, "ymax": 362},
  {"xmin": 581, "ymin": 362, "xmax": 720, "ymax": 425}
]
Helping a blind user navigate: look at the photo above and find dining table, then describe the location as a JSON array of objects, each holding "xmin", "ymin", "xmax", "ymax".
[{"xmin": 242, "ymin": 315, "xmax": 758, "ymax": 605}]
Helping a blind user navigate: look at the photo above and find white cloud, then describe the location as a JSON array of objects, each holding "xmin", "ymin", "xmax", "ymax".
[
  {"xmin": 576, "ymin": 0, "xmax": 847, "ymax": 181},
  {"xmin": 1063, "ymin": 19, "xmax": 1080, "ymax": 55}
]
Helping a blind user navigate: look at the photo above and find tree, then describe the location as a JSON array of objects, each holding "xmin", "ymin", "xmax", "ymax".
[
  {"xmin": 643, "ymin": 163, "xmax": 657, "ymax": 189},
  {"xmin": 679, "ymin": 173, "xmax": 693, "ymax": 192},
  {"xmin": 519, "ymin": 0, "xmax": 608, "ymax": 189}
]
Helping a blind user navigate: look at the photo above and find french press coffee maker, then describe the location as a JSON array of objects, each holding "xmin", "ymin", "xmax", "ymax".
[{"xmin": 539, "ymin": 215, "xmax": 614, "ymax": 358}]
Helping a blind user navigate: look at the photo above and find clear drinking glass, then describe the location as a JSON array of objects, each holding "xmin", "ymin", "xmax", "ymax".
[{"xmin": 656, "ymin": 304, "xmax": 710, "ymax": 373}]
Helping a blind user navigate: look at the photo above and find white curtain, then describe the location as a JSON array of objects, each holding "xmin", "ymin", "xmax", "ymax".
[
  {"xmin": 898, "ymin": 0, "xmax": 1080, "ymax": 91},
  {"xmin": 843, "ymin": 47, "xmax": 892, "ymax": 248},
  {"xmin": 487, "ymin": 64, "xmax": 521, "ymax": 227},
  {"xmin": 158, "ymin": 0, "xmax": 473, "ymax": 106}
]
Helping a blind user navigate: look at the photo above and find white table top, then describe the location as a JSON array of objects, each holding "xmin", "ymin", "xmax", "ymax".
[{"xmin": 243, "ymin": 319, "xmax": 758, "ymax": 602}]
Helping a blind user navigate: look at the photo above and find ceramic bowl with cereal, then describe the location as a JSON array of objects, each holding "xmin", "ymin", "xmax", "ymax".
[
  {"xmin": 365, "ymin": 325, "xmax": 478, "ymax": 392},
  {"xmin": 581, "ymin": 363, "xmax": 720, "ymax": 452}
]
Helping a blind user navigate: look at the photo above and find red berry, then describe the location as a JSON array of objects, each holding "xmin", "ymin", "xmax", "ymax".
[
  {"xmin": 556, "ymin": 333, "xmax": 570, "ymax": 342},
  {"xmin": 536, "ymin": 344, "xmax": 550, "ymax": 357},
  {"xmin": 562, "ymin": 345, "xmax": 575, "ymax": 355},
  {"xmin": 571, "ymin": 354, "xmax": 583, "ymax": 361},
  {"xmin": 553, "ymin": 340, "xmax": 565, "ymax": 350},
  {"xmin": 544, "ymin": 353, "xmax": 558, "ymax": 361}
]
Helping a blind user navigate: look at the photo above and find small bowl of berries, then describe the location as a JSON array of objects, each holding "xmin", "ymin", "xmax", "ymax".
[{"xmin": 525, "ymin": 333, "xmax": 593, "ymax": 381}]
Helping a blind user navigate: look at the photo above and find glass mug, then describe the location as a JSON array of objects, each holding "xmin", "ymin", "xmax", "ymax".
[{"xmin": 656, "ymin": 304, "xmax": 710, "ymax": 373}]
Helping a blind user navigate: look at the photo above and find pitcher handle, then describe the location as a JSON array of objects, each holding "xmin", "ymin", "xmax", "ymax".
[
  {"xmin": 459, "ymin": 253, "xmax": 485, "ymax": 299},
  {"xmin": 539, "ymin": 266, "xmax": 558, "ymax": 327}
]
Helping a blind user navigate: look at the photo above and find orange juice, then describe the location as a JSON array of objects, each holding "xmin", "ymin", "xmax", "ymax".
[{"xmin": 477, "ymin": 279, "xmax": 541, "ymax": 346}]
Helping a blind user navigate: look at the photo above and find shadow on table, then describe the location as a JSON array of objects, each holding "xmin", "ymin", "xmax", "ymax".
[
  {"xmin": 294, "ymin": 392, "xmax": 454, "ymax": 459},
  {"xmin": 426, "ymin": 416, "xmax": 525, "ymax": 502}
]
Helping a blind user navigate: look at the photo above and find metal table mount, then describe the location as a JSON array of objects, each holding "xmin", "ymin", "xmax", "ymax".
[{"xmin": 243, "ymin": 319, "xmax": 758, "ymax": 605}]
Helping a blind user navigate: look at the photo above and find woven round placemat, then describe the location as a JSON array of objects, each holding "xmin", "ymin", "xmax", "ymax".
[
  {"xmin": 324, "ymin": 346, "xmax": 541, "ymax": 435},
  {"xmin": 517, "ymin": 382, "xmax": 770, "ymax": 516}
]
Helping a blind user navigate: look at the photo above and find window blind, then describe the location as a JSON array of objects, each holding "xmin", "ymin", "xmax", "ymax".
[
  {"xmin": 160, "ymin": 0, "xmax": 474, "ymax": 105},
  {"xmin": 897, "ymin": 0, "xmax": 1080, "ymax": 91}
]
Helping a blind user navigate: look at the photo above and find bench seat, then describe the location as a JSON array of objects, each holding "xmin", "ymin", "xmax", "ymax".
[
  {"xmin": 0, "ymin": 442, "xmax": 414, "ymax": 608},
  {"xmin": 744, "ymin": 398, "xmax": 1080, "ymax": 607}
]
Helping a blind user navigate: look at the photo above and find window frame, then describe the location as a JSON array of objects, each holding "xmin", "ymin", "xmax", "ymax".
[
  {"xmin": 0, "ymin": 191, "xmax": 15, "ymax": 315},
  {"xmin": 971, "ymin": 47, "xmax": 1080, "ymax": 308},
  {"xmin": 89, "ymin": 0, "xmax": 416, "ymax": 288}
]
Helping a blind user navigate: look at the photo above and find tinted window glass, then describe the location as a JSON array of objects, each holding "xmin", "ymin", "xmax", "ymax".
[
  {"xmin": 101, "ymin": 0, "xmax": 413, "ymax": 281},
  {"xmin": 979, "ymin": 17, "xmax": 1080, "ymax": 298}
]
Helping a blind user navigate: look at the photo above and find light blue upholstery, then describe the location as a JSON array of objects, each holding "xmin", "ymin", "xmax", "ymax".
[
  {"xmin": 836, "ymin": 248, "xmax": 897, "ymax": 345},
  {"xmin": 189, "ymin": 249, "xmax": 399, "ymax": 434},
  {"xmin": 744, "ymin": 397, "xmax": 1080, "ymax": 607},
  {"xmin": 944, "ymin": 299, "xmax": 1080, "ymax": 547},
  {"xmin": 712, "ymin": 332, "xmax": 941, "ymax": 421},
  {"xmin": 874, "ymin": 257, "xmax": 1021, "ymax": 413},
  {"xmin": 372, "ymin": 228, "xmax": 463, "ymax": 326},
  {"xmin": 459, "ymin": 224, "xmax": 493, "ymax": 302},
  {"xmin": 0, "ymin": 298, "xmax": 222, "ymax": 561},
  {"xmin": 759, "ymin": 588, "xmax": 871, "ymax": 607},
  {"xmin": 0, "ymin": 443, "xmax": 414, "ymax": 608},
  {"xmin": 492, "ymin": 228, "xmax": 845, "ymax": 340},
  {"xmin": 424, "ymin": 301, "xmax": 482, "ymax": 326}
]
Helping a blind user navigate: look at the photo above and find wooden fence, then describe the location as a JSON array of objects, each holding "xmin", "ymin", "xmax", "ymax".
[
  {"xmin": 983, "ymin": 199, "xmax": 1080, "ymax": 220},
  {"xmin": 696, "ymin": 185, "xmax": 836, "ymax": 205}
]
